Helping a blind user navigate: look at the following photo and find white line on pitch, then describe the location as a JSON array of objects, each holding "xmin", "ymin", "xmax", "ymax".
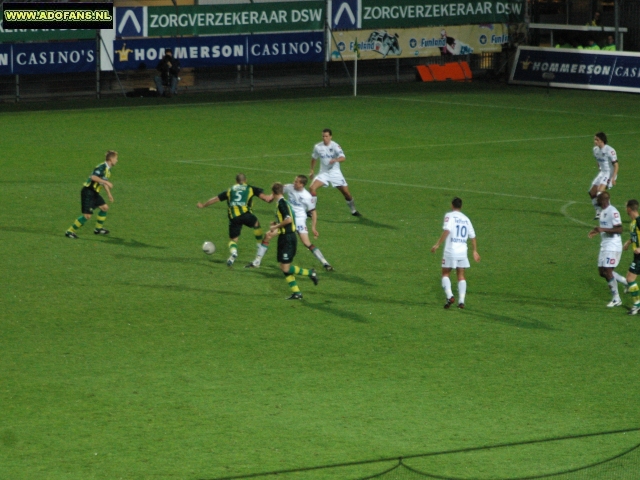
[
  {"xmin": 173, "ymin": 131, "xmax": 638, "ymax": 163},
  {"xmin": 372, "ymin": 96, "xmax": 640, "ymax": 119},
  {"xmin": 176, "ymin": 159, "xmax": 582, "ymax": 204},
  {"xmin": 560, "ymin": 201, "xmax": 593, "ymax": 227}
]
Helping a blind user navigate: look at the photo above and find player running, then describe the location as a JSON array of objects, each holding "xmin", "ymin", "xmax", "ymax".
[
  {"xmin": 589, "ymin": 132, "xmax": 619, "ymax": 220},
  {"xmin": 65, "ymin": 151, "xmax": 118, "ymax": 238},
  {"xmin": 309, "ymin": 129, "xmax": 361, "ymax": 217}
]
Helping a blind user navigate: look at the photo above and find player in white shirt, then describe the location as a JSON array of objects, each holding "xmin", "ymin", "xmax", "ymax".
[
  {"xmin": 588, "ymin": 191, "xmax": 626, "ymax": 307},
  {"xmin": 589, "ymin": 132, "xmax": 619, "ymax": 220},
  {"xmin": 309, "ymin": 129, "xmax": 361, "ymax": 217},
  {"xmin": 431, "ymin": 197, "xmax": 480, "ymax": 309},
  {"xmin": 246, "ymin": 175, "xmax": 333, "ymax": 270}
]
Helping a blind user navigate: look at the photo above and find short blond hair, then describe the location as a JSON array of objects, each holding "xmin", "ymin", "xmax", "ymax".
[{"xmin": 271, "ymin": 182, "xmax": 284, "ymax": 195}]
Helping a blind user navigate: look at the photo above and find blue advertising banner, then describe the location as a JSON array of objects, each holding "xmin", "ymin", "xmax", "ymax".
[
  {"xmin": 112, "ymin": 31, "xmax": 323, "ymax": 70},
  {"xmin": 0, "ymin": 40, "xmax": 95, "ymax": 75},
  {"xmin": 332, "ymin": 0, "xmax": 360, "ymax": 29},
  {"xmin": 115, "ymin": 7, "xmax": 145, "ymax": 38},
  {"xmin": 510, "ymin": 46, "xmax": 640, "ymax": 93}
]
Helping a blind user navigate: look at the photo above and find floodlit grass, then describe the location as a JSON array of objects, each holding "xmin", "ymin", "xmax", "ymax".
[{"xmin": 1, "ymin": 82, "xmax": 639, "ymax": 480}]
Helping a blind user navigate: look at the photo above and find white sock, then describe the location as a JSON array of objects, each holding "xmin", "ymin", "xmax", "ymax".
[
  {"xmin": 458, "ymin": 280, "xmax": 467, "ymax": 304},
  {"xmin": 442, "ymin": 277, "xmax": 453, "ymax": 299},
  {"xmin": 608, "ymin": 278, "xmax": 619, "ymax": 298},
  {"xmin": 592, "ymin": 197, "xmax": 601, "ymax": 214},
  {"xmin": 310, "ymin": 246, "xmax": 328, "ymax": 265},
  {"xmin": 346, "ymin": 198, "xmax": 356, "ymax": 213},
  {"xmin": 613, "ymin": 271, "xmax": 628, "ymax": 286},
  {"xmin": 253, "ymin": 243, "xmax": 268, "ymax": 265}
]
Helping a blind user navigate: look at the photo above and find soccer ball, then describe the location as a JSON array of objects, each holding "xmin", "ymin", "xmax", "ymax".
[{"xmin": 202, "ymin": 241, "xmax": 216, "ymax": 255}]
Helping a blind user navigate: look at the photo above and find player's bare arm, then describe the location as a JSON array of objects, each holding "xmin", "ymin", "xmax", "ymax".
[
  {"xmin": 259, "ymin": 193, "xmax": 274, "ymax": 203},
  {"xmin": 329, "ymin": 155, "xmax": 346, "ymax": 165},
  {"xmin": 471, "ymin": 237, "xmax": 480, "ymax": 262},
  {"xmin": 431, "ymin": 230, "xmax": 450, "ymax": 252},
  {"xmin": 197, "ymin": 196, "xmax": 220, "ymax": 209},
  {"xmin": 309, "ymin": 158, "xmax": 316, "ymax": 178},
  {"xmin": 602, "ymin": 224, "xmax": 623, "ymax": 234},
  {"xmin": 270, "ymin": 216, "xmax": 292, "ymax": 233},
  {"xmin": 103, "ymin": 184, "xmax": 114, "ymax": 203},
  {"xmin": 589, "ymin": 224, "xmax": 623, "ymax": 238},
  {"xmin": 612, "ymin": 162, "xmax": 619, "ymax": 186},
  {"xmin": 624, "ymin": 240, "xmax": 631, "ymax": 251},
  {"xmin": 263, "ymin": 228, "xmax": 278, "ymax": 242}
]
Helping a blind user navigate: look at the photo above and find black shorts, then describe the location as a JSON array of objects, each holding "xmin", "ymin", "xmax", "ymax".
[
  {"xmin": 228, "ymin": 212, "xmax": 259, "ymax": 239},
  {"xmin": 277, "ymin": 232, "xmax": 297, "ymax": 264},
  {"xmin": 81, "ymin": 187, "xmax": 106, "ymax": 214},
  {"xmin": 629, "ymin": 254, "xmax": 640, "ymax": 275}
]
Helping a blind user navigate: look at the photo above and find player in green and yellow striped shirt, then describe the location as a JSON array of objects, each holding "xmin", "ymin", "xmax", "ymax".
[
  {"xmin": 267, "ymin": 182, "xmax": 318, "ymax": 300},
  {"xmin": 623, "ymin": 199, "xmax": 640, "ymax": 315},
  {"xmin": 65, "ymin": 151, "xmax": 118, "ymax": 238},
  {"xmin": 197, "ymin": 173, "xmax": 272, "ymax": 267}
]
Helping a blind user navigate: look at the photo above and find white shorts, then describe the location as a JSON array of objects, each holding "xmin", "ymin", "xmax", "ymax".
[
  {"xmin": 295, "ymin": 215, "xmax": 308, "ymax": 235},
  {"xmin": 598, "ymin": 249, "xmax": 621, "ymax": 268},
  {"xmin": 314, "ymin": 170, "xmax": 347, "ymax": 188},
  {"xmin": 591, "ymin": 172, "xmax": 613, "ymax": 189},
  {"xmin": 442, "ymin": 256, "xmax": 470, "ymax": 269}
]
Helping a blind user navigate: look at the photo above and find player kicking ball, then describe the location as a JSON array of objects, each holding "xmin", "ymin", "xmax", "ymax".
[
  {"xmin": 431, "ymin": 197, "xmax": 480, "ymax": 309},
  {"xmin": 247, "ymin": 175, "xmax": 333, "ymax": 271}
]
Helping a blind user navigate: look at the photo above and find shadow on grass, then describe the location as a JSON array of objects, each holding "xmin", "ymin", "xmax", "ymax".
[
  {"xmin": 310, "ymin": 291, "xmax": 425, "ymax": 308},
  {"xmin": 243, "ymin": 265, "xmax": 375, "ymax": 286},
  {"xmin": 92, "ymin": 236, "xmax": 168, "ymax": 249},
  {"xmin": 0, "ymin": 225, "xmax": 58, "ymax": 238},
  {"xmin": 118, "ymin": 281, "xmax": 272, "ymax": 298},
  {"xmin": 1, "ymin": 225, "xmax": 79, "ymax": 238},
  {"xmin": 1, "ymin": 226, "xmax": 168, "ymax": 249},
  {"xmin": 469, "ymin": 308, "xmax": 557, "ymax": 331},
  {"xmin": 113, "ymin": 253, "xmax": 220, "ymax": 266},
  {"xmin": 300, "ymin": 299, "xmax": 369, "ymax": 323},
  {"xmin": 326, "ymin": 272, "xmax": 376, "ymax": 287},
  {"xmin": 323, "ymin": 217, "xmax": 398, "ymax": 230},
  {"xmin": 474, "ymin": 290, "xmax": 582, "ymax": 310},
  {"xmin": 246, "ymin": 268, "xmax": 286, "ymax": 280},
  {"xmin": 479, "ymin": 206, "xmax": 567, "ymax": 218}
]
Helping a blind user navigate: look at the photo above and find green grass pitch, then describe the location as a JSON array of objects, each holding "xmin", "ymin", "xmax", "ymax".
[{"xmin": 1, "ymin": 82, "xmax": 639, "ymax": 480}]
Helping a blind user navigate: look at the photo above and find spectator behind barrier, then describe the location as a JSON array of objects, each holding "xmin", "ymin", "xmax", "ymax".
[
  {"xmin": 554, "ymin": 35, "xmax": 574, "ymax": 49},
  {"xmin": 154, "ymin": 48, "xmax": 180, "ymax": 97},
  {"xmin": 603, "ymin": 35, "xmax": 616, "ymax": 51},
  {"xmin": 584, "ymin": 38, "xmax": 601, "ymax": 50},
  {"xmin": 587, "ymin": 11, "xmax": 602, "ymax": 26}
]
